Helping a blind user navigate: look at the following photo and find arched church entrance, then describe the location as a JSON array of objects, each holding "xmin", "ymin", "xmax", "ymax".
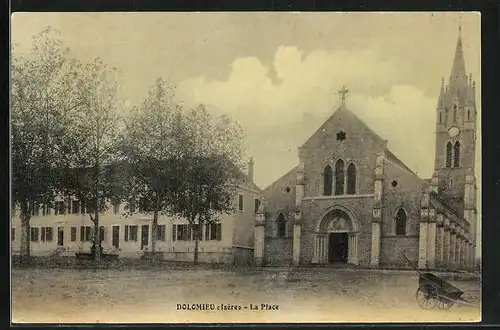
[{"xmin": 313, "ymin": 208, "xmax": 359, "ymax": 265}]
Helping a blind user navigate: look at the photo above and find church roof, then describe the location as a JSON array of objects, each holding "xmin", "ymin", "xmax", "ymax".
[
  {"xmin": 262, "ymin": 165, "xmax": 298, "ymax": 192},
  {"xmin": 302, "ymin": 104, "xmax": 418, "ymax": 176},
  {"xmin": 240, "ymin": 175, "xmax": 262, "ymax": 192},
  {"xmin": 300, "ymin": 104, "xmax": 387, "ymax": 149},
  {"xmin": 384, "ymin": 149, "xmax": 417, "ymax": 176}
]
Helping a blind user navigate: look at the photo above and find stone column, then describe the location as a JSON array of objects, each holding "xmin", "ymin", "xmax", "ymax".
[
  {"xmin": 348, "ymin": 233, "xmax": 359, "ymax": 265},
  {"xmin": 312, "ymin": 235, "xmax": 319, "ymax": 264},
  {"xmin": 371, "ymin": 154, "xmax": 384, "ymax": 268},
  {"xmin": 253, "ymin": 203, "xmax": 266, "ymax": 266},
  {"xmin": 460, "ymin": 230, "xmax": 466, "ymax": 268},
  {"xmin": 418, "ymin": 193, "xmax": 431, "ymax": 269},
  {"xmin": 292, "ymin": 210, "xmax": 301, "ymax": 266},
  {"xmin": 426, "ymin": 208, "xmax": 437, "ymax": 269},
  {"xmin": 418, "ymin": 222, "xmax": 428, "ymax": 269},
  {"xmin": 443, "ymin": 219, "xmax": 450, "ymax": 265},
  {"xmin": 455, "ymin": 231, "xmax": 461, "ymax": 266},
  {"xmin": 293, "ymin": 150, "xmax": 306, "ymax": 266},
  {"xmin": 371, "ymin": 221, "xmax": 381, "ymax": 267},
  {"xmin": 436, "ymin": 222, "xmax": 444, "ymax": 266},
  {"xmin": 318, "ymin": 234, "xmax": 328, "ymax": 264},
  {"xmin": 449, "ymin": 224, "xmax": 456, "ymax": 264}
]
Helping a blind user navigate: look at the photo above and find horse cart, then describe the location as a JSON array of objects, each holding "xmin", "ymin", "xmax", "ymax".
[{"xmin": 401, "ymin": 252, "xmax": 476, "ymax": 310}]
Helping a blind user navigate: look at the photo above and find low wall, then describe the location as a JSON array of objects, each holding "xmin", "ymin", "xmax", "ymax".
[{"xmin": 232, "ymin": 246, "xmax": 254, "ymax": 266}]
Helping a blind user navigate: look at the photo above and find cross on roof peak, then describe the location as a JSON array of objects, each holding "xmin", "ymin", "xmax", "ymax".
[{"xmin": 338, "ymin": 86, "xmax": 349, "ymax": 105}]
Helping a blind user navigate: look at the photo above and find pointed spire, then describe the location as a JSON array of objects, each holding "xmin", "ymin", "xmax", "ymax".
[
  {"xmin": 438, "ymin": 77, "xmax": 445, "ymax": 108},
  {"xmin": 448, "ymin": 21, "xmax": 467, "ymax": 101}
]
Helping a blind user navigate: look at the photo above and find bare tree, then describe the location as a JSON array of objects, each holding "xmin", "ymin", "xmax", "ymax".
[{"xmin": 11, "ymin": 27, "xmax": 85, "ymax": 264}]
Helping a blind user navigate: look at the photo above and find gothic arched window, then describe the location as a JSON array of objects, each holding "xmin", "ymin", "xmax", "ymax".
[
  {"xmin": 334, "ymin": 159, "xmax": 345, "ymax": 195},
  {"xmin": 346, "ymin": 163, "xmax": 356, "ymax": 195},
  {"xmin": 277, "ymin": 213, "xmax": 286, "ymax": 238},
  {"xmin": 453, "ymin": 104, "xmax": 457, "ymax": 123},
  {"xmin": 467, "ymin": 109, "xmax": 470, "ymax": 121},
  {"xmin": 323, "ymin": 165, "xmax": 333, "ymax": 196},
  {"xmin": 395, "ymin": 208, "xmax": 407, "ymax": 236},
  {"xmin": 446, "ymin": 142, "xmax": 453, "ymax": 168},
  {"xmin": 439, "ymin": 112, "xmax": 442, "ymax": 124},
  {"xmin": 453, "ymin": 141, "xmax": 460, "ymax": 167}
]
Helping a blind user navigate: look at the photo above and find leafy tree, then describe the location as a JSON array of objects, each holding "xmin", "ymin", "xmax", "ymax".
[
  {"xmin": 60, "ymin": 58, "xmax": 122, "ymax": 261},
  {"xmin": 120, "ymin": 78, "xmax": 183, "ymax": 255},
  {"xmin": 11, "ymin": 28, "xmax": 85, "ymax": 264},
  {"xmin": 169, "ymin": 105, "xmax": 246, "ymax": 264}
]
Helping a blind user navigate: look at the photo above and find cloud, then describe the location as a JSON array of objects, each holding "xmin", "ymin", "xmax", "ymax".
[
  {"xmin": 176, "ymin": 46, "xmax": 440, "ymax": 186},
  {"xmin": 177, "ymin": 46, "xmax": 403, "ymax": 129}
]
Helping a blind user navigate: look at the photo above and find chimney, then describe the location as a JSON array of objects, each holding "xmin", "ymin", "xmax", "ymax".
[{"xmin": 248, "ymin": 157, "xmax": 254, "ymax": 182}]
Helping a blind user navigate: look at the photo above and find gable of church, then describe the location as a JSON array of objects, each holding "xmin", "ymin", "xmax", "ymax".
[{"xmin": 300, "ymin": 106, "xmax": 388, "ymax": 197}]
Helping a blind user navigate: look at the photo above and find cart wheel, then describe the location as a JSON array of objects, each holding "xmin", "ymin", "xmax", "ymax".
[
  {"xmin": 437, "ymin": 297, "xmax": 454, "ymax": 310},
  {"xmin": 416, "ymin": 285, "xmax": 438, "ymax": 310}
]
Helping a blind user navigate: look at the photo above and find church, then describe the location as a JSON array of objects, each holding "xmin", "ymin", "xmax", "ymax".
[{"xmin": 253, "ymin": 27, "xmax": 477, "ymax": 270}]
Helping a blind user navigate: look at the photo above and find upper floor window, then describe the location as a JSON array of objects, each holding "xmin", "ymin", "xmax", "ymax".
[
  {"xmin": 453, "ymin": 141, "xmax": 460, "ymax": 167},
  {"xmin": 346, "ymin": 163, "xmax": 356, "ymax": 195},
  {"xmin": 70, "ymin": 200, "xmax": 79, "ymax": 214},
  {"xmin": 445, "ymin": 142, "xmax": 453, "ymax": 168},
  {"xmin": 238, "ymin": 194, "xmax": 244, "ymax": 211},
  {"xmin": 276, "ymin": 213, "xmax": 286, "ymax": 238},
  {"xmin": 395, "ymin": 208, "xmax": 407, "ymax": 236},
  {"xmin": 254, "ymin": 198, "xmax": 260, "ymax": 214},
  {"xmin": 334, "ymin": 159, "xmax": 344, "ymax": 195},
  {"xmin": 113, "ymin": 202, "xmax": 120, "ymax": 214},
  {"xmin": 323, "ymin": 165, "xmax": 333, "ymax": 196},
  {"xmin": 453, "ymin": 104, "xmax": 457, "ymax": 122}
]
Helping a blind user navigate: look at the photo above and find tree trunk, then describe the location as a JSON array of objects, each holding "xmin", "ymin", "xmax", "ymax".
[
  {"xmin": 93, "ymin": 207, "xmax": 101, "ymax": 262},
  {"xmin": 151, "ymin": 195, "xmax": 159, "ymax": 254},
  {"xmin": 194, "ymin": 235, "xmax": 199, "ymax": 265},
  {"xmin": 19, "ymin": 200, "xmax": 31, "ymax": 266}
]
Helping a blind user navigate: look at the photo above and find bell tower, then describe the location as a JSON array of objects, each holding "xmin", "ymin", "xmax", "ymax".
[{"xmin": 433, "ymin": 23, "xmax": 477, "ymax": 242}]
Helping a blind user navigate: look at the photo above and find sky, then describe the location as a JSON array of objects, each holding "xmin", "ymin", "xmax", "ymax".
[{"xmin": 11, "ymin": 12, "xmax": 481, "ymax": 247}]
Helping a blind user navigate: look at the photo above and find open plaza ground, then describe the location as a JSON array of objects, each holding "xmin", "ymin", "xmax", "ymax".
[{"xmin": 12, "ymin": 264, "xmax": 480, "ymax": 323}]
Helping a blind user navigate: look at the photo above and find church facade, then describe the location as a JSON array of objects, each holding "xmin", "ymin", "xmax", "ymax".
[{"xmin": 254, "ymin": 28, "xmax": 477, "ymax": 270}]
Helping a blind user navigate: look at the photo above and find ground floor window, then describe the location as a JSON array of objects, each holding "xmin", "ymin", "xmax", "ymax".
[
  {"xmin": 30, "ymin": 227, "xmax": 39, "ymax": 242},
  {"xmin": 205, "ymin": 223, "xmax": 222, "ymax": 241},
  {"xmin": 41, "ymin": 227, "xmax": 53, "ymax": 242},
  {"xmin": 71, "ymin": 227, "xmax": 77, "ymax": 241},
  {"xmin": 124, "ymin": 225, "xmax": 138, "ymax": 242},
  {"xmin": 80, "ymin": 226, "xmax": 92, "ymax": 242},
  {"xmin": 156, "ymin": 224, "xmax": 166, "ymax": 241},
  {"xmin": 99, "ymin": 226, "xmax": 105, "ymax": 242},
  {"xmin": 175, "ymin": 224, "xmax": 191, "ymax": 241}
]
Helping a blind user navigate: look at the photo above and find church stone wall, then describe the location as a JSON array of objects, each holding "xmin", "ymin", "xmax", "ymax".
[
  {"xmin": 379, "ymin": 160, "xmax": 426, "ymax": 266},
  {"xmin": 264, "ymin": 238, "xmax": 293, "ymax": 265},
  {"xmin": 380, "ymin": 236, "xmax": 419, "ymax": 267},
  {"xmin": 262, "ymin": 167, "xmax": 297, "ymax": 238},
  {"xmin": 300, "ymin": 197, "xmax": 374, "ymax": 266}
]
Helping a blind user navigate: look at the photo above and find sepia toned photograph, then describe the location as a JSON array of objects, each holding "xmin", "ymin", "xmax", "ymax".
[{"xmin": 11, "ymin": 12, "xmax": 481, "ymax": 324}]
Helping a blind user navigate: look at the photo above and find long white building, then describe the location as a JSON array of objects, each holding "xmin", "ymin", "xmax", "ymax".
[{"xmin": 11, "ymin": 160, "xmax": 261, "ymax": 265}]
